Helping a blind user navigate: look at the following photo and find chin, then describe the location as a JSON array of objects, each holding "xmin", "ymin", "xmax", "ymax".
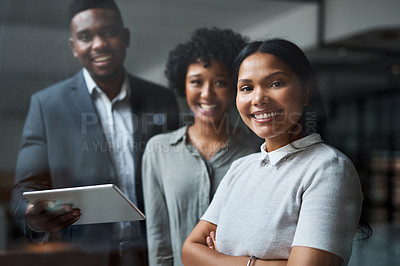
[
  {"xmin": 252, "ymin": 129, "xmax": 278, "ymax": 141},
  {"xmin": 199, "ymin": 115, "xmax": 225, "ymax": 126},
  {"xmin": 91, "ymin": 67, "xmax": 122, "ymax": 80}
]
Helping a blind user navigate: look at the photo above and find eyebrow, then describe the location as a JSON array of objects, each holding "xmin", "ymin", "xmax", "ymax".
[
  {"xmin": 75, "ymin": 24, "xmax": 120, "ymax": 35},
  {"xmin": 75, "ymin": 29, "xmax": 90, "ymax": 36},
  {"xmin": 238, "ymin": 71, "xmax": 289, "ymax": 83}
]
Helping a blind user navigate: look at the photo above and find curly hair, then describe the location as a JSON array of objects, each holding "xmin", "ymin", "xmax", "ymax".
[{"xmin": 165, "ymin": 27, "xmax": 248, "ymax": 96}]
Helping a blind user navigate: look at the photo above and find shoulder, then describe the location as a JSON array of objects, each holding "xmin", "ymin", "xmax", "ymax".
[
  {"xmin": 213, "ymin": 152, "xmax": 261, "ymax": 190},
  {"xmin": 32, "ymin": 72, "xmax": 83, "ymax": 101},
  {"xmin": 146, "ymin": 130, "xmax": 176, "ymax": 145},
  {"xmin": 129, "ymin": 74, "xmax": 175, "ymax": 98},
  {"xmin": 303, "ymin": 142, "xmax": 355, "ymax": 169},
  {"xmin": 299, "ymin": 142, "xmax": 360, "ymax": 188},
  {"xmin": 145, "ymin": 126, "xmax": 186, "ymax": 151},
  {"xmin": 128, "ymin": 75, "xmax": 179, "ymax": 127},
  {"xmin": 230, "ymin": 152, "xmax": 261, "ymax": 169}
]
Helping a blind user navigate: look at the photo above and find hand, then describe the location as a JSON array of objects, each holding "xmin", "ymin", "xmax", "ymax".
[
  {"xmin": 26, "ymin": 201, "xmax": 81, "ymax": 232},
  {"xmin": 206, "ymin": 230, "xmax": 218, "ymax": 252}
]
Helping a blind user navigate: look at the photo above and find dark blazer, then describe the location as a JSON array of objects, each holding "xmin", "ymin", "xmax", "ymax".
[{"xmin": 11, "ymin": 70, "xmax": 180, "ymax": 252}]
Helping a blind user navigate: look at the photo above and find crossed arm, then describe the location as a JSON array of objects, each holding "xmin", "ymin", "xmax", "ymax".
[{"xmin": 181, "ymin": 220, "xmax": 343, "ymax": 266}]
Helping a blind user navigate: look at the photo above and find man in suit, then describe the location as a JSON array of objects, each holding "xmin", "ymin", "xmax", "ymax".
[{"xmin": 10, "ymin": 0, "xmax": 179, "ymax": 265}]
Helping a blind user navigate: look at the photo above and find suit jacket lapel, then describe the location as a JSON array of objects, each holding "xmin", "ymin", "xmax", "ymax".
[
  {"xmin": 129, "ymin": 75, "xmax": 150, "ymax": 212},
  {"xmin": 70, "ymin": 71, "xmax": 105, "ymax": 144},
  {"xmin": 69, "ymin": 71, "xmax": 116, "ymax": 183},
  {"xmin": 129, "ymin": 75, "xmax": 144, "ymax": 175}
]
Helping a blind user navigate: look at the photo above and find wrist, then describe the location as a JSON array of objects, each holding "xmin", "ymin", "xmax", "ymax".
[
  {"xmin": 247, "ymin": 256, "xmax": 258, "ymax": 266},
  {"xmin": 25, "ymin": 220, "xmax": 50, "ymax": 244}
]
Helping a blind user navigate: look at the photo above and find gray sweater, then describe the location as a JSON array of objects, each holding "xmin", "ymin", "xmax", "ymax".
[{"xmin": 202, "ymin": 133, "xmax": 362, "ymax": 265}]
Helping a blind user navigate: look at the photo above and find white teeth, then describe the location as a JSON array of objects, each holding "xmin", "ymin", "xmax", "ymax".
[
  {"xmin": 201, "ymin": 104, "xmax": 217, "ymax": 111},
  {"xmin": 94, "ymin": 55, "xmax": 111, "ymax": 62},
  {"xmin": 254, "ymin": 111, "xmax": 280, "ymax": 119}
]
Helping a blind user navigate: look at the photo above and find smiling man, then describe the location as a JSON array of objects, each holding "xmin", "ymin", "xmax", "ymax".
[
  {"xmin": 69, "ymin": 2, "xmax": 129, "ymax": 100},
  {"xmin": 10, "ymin": 0, "xmax": 179, "ymax": 265}
]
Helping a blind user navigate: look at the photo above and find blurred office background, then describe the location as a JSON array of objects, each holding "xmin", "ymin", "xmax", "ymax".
[{"xmin": 0, "ymin": 0, "xmax": 399, "ymax": 265}]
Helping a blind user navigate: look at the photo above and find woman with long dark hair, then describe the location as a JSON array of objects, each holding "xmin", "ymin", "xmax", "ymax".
[{"xmin": 182, "ymin": 38, "xmax": 371, "ymax": 266}]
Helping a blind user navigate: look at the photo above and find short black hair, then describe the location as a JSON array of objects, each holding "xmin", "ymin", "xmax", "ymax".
[
  {"xmin": 165, "ymin": 27, "xmax": 248, "ymax": 96},
  {"xmin": 68, "ymin": 0, "xmax": 123, "ymax": 24}
]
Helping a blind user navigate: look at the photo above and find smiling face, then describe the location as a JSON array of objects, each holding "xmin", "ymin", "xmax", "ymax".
[
  {"xmin": 236, "ymin": 52, "xmax": 309, "ymax": 151},
  {"xmin": 69, "ymin": 8, "xmax": 129, "ymax": 83},
  {"xmin": 185, "ymin": 60, "xmax": 235, "ymax": 127}
]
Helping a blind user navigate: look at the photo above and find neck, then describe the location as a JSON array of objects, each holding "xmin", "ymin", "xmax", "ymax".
[
  {"xmin": 189, "ymin": 119, "xmax": 231, "ymax": 143},
  {"xmin": 93, "ymin": 70, "xmax": 125, "ymax": 101},
  {"xmin": 265, "ymin": 131, "xmax": 306, "ymax": 152},
  {"xmin": 187, "ymin": 119, "xmax": 232, "ymax": 160}
]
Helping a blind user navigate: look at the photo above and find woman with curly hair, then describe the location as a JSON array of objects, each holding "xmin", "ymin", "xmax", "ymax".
[{"xmin": 141, "ymin": 27, "xmax": 257, "ymax": 266}]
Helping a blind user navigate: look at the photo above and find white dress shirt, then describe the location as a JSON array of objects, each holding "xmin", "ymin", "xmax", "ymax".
[{"xmin": 83, "ymin": 69, "xmax": 139, "ymax": 239}]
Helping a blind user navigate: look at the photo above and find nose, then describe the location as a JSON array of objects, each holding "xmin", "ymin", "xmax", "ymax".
[
  {"xmin": 92, "ymin": 35, "xmax": 108, "ymax": 51},
  {"xmin": 200, "ymin": 82, "xmax": 215, "ymax": 99},
  {"xmin": 252, "ymin": 87, "xmax": 270, "ymax": 106}
]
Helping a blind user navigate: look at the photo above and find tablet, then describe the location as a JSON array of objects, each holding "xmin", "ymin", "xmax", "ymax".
[{"xmin": 23, "ymin": 184, "xmax": 145, "ymax": 225}]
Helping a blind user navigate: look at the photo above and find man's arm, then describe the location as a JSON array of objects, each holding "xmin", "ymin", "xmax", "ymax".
[
  {"xmin": 11, "ymin": 94, "xmax": 51, "ymax": 240},
  {"xmin": 10, "ymin": 95, "xmax": 80, "ymax": 242}
]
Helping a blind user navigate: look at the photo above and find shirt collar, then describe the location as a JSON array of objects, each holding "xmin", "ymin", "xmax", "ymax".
[
  {"xmin": 83, "ymin": 68, "xmax": 130, "ymax": 101},
  {"xmin": 167, "ymin": 125, "xmax": 189, "ymax": 145},
  {"xmin": 167, "ymin": 125, "xmax": 253, "ymax": 148},
  {"xmin": 257, "ymin": 133, "xmax": 323, "ymax": 165}
]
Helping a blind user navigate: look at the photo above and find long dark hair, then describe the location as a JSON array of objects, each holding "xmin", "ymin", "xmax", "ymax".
[{"xmin": 233, "ymin": 38, "xmax": 372, "ymax": 243}]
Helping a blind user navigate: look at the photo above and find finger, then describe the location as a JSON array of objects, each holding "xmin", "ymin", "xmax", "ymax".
[
  {"xmin": 26, "ymin": 201, "xmax": 56, "ymax": 215},
  {"xmin": 210, "ymin": 231, "xmax": 216, "ymax": 242},
  {"xmin": 206, "ymin": 236, "xmax": 214, "ymax": 249},
  {"xmin": 27, "ymin": 204, "xmax": 72, "ymax": 228},
  {"xmin": 210, "ymin": 231, "xmax": 218, "ymax": 252},
  {"xmin": 27, "ymin": 201, "xmax": 71, "ymax": 217},
  {"xmin": 27, "ymin": 206, "xmax": 80, "ymax": 232},
  {"xmin": 50, "ymin": 208, "xmax": 80, "ymax": 225},
  {"xmin": 46, "ymin": 209, "xmax": 81, "ymax": 232},
  {"xmin": 43, "ymin": 205, "xmax": 74, "ymax": 220}
]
